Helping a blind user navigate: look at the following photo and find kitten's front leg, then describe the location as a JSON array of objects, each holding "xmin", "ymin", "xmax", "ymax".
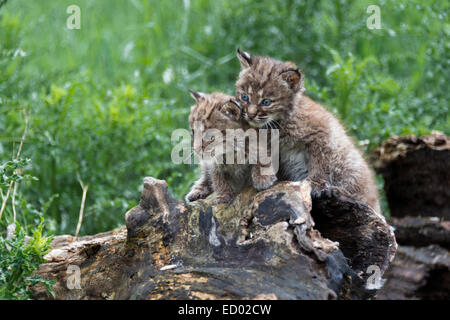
[
  {"xmin": 186, "ymin": 172, "xmax": 213, "ymax": 202},
  {"xmin": 251, "ymin": 164, "xmax": 277, "ymax": 191},
  {"xmin": 211, "ymin": 169, "xmax": 235, "ymax": 205}
]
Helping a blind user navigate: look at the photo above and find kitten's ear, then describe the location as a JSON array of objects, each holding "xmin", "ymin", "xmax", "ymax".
[
  {"xmin": 236, "ymin": 48, "xmax": 252, "ymax": 69},
  {"xmin": 188, "ymin": 90, "xmax": 205, "ymax": 102},
  {"xmin": 279, "ymin": 68, "xmax": 303, "ymax": 92}
]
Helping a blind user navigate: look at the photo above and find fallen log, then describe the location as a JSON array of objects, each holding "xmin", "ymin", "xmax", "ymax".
[
  {"xmin": 372, "ymin": 131, "xmax": 449, "ymax": 219},
  {"xmin": 376, "ymin": 245, "xmax": 450, "ymax": 300},
  {"xmin": 389, "ymin": 216, "xmax": 450, "ymax": 250},
  {"xmin": 376, "ymin": 216, "xmax": 450, "ymax": 300},
  {"xmin": 33, "ymin": 178, "xmax": 396, "ymax": 300},
  {"xmin": 372, "ymin": 132, "xmax": 450, "ymax": 300}
]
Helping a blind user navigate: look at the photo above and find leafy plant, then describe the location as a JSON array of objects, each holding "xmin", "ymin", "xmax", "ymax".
[
  {"xmin": 0, "ymin": 158, "xmax": 35, "ymax": 188},
  {"xmin": 0, "ymin": 219, "xmax": 55, "ymax": 300}
]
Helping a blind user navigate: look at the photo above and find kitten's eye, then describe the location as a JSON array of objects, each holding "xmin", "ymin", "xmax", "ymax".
[
  {"xmin": 261, "ymin": 99, "xmax": 272, "ymax": 106},
  {"xmin": 241, "ymin": 94, "xmax": 249, "ymax": 102}
]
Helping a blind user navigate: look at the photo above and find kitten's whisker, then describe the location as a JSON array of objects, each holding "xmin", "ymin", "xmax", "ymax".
[
  {"xmin": 272, "ymin": 120, "xmax": 277, "ymax": 130},
  {"xmin": 271, "ymin": 119, "xmax": 283, "ymax": 132}
]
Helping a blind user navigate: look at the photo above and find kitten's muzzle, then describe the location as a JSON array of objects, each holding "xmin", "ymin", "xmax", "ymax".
[{"xmin": 246, "ymin": 105, "xmax": 258, "ymax": 120}]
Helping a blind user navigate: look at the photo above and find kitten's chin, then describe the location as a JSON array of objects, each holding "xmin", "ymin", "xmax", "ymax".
[
  {"xmin": 248, "ymin": 119, "xmax": 278, "ymax": 129},
  {"xmin": 247, "ymin": 119, "xmax": 266, "ymax": 128}
]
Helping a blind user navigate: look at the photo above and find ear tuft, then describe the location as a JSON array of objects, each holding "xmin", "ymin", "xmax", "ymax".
[
  {"xmin": 236, "ymin": 48, "xmax": 252, "ymax": 69},
  {"xmin": 279, "ymin": 69, "xmax": 303, "ymax": 92},
  {"xmin": 188, "ymin": 90, "xmax": 205, "ymax": 102}
]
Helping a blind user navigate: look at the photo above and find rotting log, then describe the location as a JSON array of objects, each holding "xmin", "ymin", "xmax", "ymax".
[
  {"xmin": 372, "ymin": 132, "xmax": 450, "ymax": 300},
  {"xmin": 376, "ymin": 245, "xmax": 449, "ymax": 300},
  {"xmin": 33, "ymin": 178, "xmax": 396, "ymax": 300},
  {"xmin": 372, "ymin": 131, "xmax": 449, "ymax": 219},
  {"xmin": 388, "ymin": 216, "xmax": 450, "ymax": 250},
  {"xmin": 376, "ymin": 217, "xmax": 450, "ymax": 300}
]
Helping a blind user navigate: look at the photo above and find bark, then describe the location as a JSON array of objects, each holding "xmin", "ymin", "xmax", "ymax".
[{"xmin": 33, "ymin": 178, "xmax": 396, "ymax": 300}]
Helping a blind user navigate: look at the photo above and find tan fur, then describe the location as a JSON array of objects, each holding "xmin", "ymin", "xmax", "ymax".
[
  {"xmin": 186, "ymin": 92, "xmax": 277, "ymax": 204},
  {"xmin": 235, "ymin": 50, "xmax": 381, "ymax": 215}
]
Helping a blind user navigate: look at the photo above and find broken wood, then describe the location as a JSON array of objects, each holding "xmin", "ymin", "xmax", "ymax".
[
  {"xmin": 372, "ymin": 132, "xmax": 450, "ymax": 300},
  {"xmin": 372, "ymin": 131, "xmax": 449, "ymax": 219},
  {"xmin": 376, "ymin": 245, "xmax": 449, "ymax": 300},
  {"xmin": 33, "ymin": 178, "xmax": 396, "ymax": 300},
  {"xmin": 389, "ymin": 216, "xmax": 450, "ymax": 250}
]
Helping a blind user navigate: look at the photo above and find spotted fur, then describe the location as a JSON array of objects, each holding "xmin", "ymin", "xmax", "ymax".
[
  {"xmin": 186, "ymin": 91, "xmax": 277, "ymax": 204},
  {"xmin": 235, "ymin": 50, "xmax": 382, "ymax": 215}
]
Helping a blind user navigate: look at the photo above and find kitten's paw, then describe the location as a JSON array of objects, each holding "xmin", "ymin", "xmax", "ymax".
[
  {"xmin": 311, "ymin": 186, "xmax": 341, "ymax": 199},
  {"xmin": 185, "ymin": 188, "xmax": 212, "ymax": 202},
  {"xmin": 212, "ymin": 194, "xmax": 234, "ymax": 205},
  {"xmin": 252, "ymin": 174, "xmax": 277, "ymax": 191}
]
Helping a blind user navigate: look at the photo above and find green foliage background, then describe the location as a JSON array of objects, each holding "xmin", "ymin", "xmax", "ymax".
[{"xmin": 1, "ymin": 0, "xmax": 449, "ymax": 236}]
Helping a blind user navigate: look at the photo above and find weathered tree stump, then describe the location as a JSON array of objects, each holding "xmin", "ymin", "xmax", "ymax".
[
  {"xmin": 373, "ymin": 132, "xmax": 450, "ymax": 299},
  {"xmin": 372, "ymin": 131, "xmax": 449, "ymax": 219},
  {"xmin": 33, "ymin": 178, "xmax": 396, "ymax": 300}
]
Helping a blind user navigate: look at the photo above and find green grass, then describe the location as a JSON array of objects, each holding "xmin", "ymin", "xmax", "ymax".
[{"xmin": 0, "ymin": 0, "xmax": 449, "ymax": 236}]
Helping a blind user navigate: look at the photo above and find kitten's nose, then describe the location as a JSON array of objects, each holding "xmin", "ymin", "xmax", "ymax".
[{"xmin": 247, "ymin": 105, "xmax": 257, "ymax": 119}]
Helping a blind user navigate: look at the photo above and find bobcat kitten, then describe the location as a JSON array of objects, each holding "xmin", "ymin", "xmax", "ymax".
[
  {"xmin": 235, "ymin": 49, "xmax": 381, "ymax": 214},
  {"xmin": 185, "ymin": 91, "xmax": 277, "ymax": 204}
]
